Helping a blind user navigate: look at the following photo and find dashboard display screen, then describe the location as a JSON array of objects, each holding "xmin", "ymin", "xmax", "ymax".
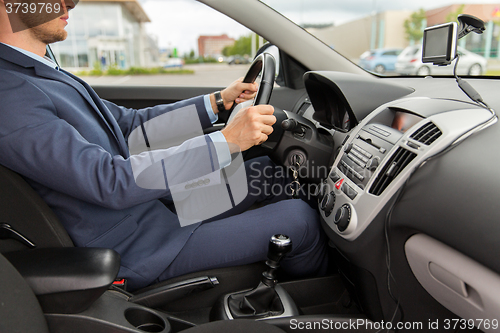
[{"xmin": 391, "ymin": 112, "xmax": 423, "ymax": 133}]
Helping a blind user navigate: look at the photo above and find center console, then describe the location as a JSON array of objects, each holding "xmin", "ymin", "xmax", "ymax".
[
  {"xmin": 5, "ymin": 248, "xmax": 174, "ymax": 333},
  {"xmin": 318, "ymin": 98, "xmax": 495, "ymax": 241}
]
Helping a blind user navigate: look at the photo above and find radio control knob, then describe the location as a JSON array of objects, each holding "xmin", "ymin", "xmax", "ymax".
[
  {"xmin": 344, "ymin": 143, "xmax": 353, "ymax": 154},
  {"xmin": 320, "ymin": 192, "xmax": 336, "ymax": 217},
  {"xmin": 334, "ymin": 204, "xmax": 351, "ymax": 232},
  {"xmin": 366, "ymin": 157, "xmax": 380, "ymax": 171}
]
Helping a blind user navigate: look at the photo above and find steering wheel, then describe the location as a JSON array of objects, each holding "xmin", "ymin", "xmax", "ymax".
[
  {"xmin": 227, "ymin": 52, "xmax": 276, "ymax": 123},
  {"xmin": 226, "ymin": 53, "xmax": 287, "ymax": 154}
]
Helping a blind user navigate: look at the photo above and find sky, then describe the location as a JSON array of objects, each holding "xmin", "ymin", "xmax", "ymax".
[{"xmin": 140, "ymin": 0, "xmax": 500, "ymax": 55}]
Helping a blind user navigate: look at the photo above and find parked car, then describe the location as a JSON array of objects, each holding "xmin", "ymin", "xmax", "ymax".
[
  {"xmin": 395, "ymin": 44, "xmax": 487, "ymax": 76},
  {"xmin": 227, "ymin": 55, "xmax": 250, "ymax": 65},
  {"xmin": 358, "ymin": 48, "xmax": 403, "ymax": 74},
  {"xmin": 163, "ymin": 57, "xmax": 184, "ymax": 68}
]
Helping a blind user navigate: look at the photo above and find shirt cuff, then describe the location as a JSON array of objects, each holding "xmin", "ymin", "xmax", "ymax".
[
  {"xmin": 207, "ymin": 131, "xmax": 231, "ymax": 169},
  {"xmin": 204, "ymin": 94, "xmax": 218, "ymax": 124}
]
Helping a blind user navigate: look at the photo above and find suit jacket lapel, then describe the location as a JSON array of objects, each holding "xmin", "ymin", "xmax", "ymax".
[
  {"xmin": 1, "ymin": 44, "xmax": 128, "ymax": 156},
  {"xmin": 60, "ymin": 69, "xmax": 129, "ymax": 156},
  {"xmin": 34, "ymin": 65, "xmax": 120, "ymax": 144}
]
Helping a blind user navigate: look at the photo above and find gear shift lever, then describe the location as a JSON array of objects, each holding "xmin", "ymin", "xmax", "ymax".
[
  {"xmin": 210, "ymin": 234, "xmax": 300, "ymax": 321},
  {"xmin": 221, "ymin": 235, "xmax": 293, "ymax": 319},
  {"xmin": 262, "ymin": 234, "xmax": 292, "ymax": 287}
]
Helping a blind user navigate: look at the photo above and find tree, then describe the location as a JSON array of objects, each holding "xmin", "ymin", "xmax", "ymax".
[
  {"xmin": 404, "ymin": 9, "xmax": 427, "ymax": 42},
  {"xmin": 222, "ymin": 35, "xmax": 252, "ymax": 56},
  {"xmin": 446, "ymin": 4, "xmax": 465, "ymax": 24}
]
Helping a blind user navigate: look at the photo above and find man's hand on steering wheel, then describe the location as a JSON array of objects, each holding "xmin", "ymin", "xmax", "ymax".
[
  {"xmin": 211, "ymin": 78, "xmax": 258, "ymax": 113},
  {"xmin": 221, "ymin": 105, "xmax": 276, "ymax": 152},
  {"xmin": 216, "ymin": 53, "xmax": 278, "ymax": 153}
]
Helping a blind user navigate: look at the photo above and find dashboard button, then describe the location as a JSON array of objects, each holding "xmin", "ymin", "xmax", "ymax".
[
  {"xmin": 341, "ymin": 183, "xmax": 358, "ymax": 200},
  {"xmin": 354, "ymin": 144, "xmax": 372, "ymax": 159},
  {"xmin": 329, "ymin": 171, "xmax": 340, "ymax": 182},
  {"xmin": 407, "ymin": 141, "xmax": 420, "ymax": 150},
  {"xmin": 347, "ymin": 153, "xmax": 366, "ymax": 168}
]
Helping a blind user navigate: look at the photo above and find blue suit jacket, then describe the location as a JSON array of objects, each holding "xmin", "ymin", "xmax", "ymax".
[{"xmin": 0, "ymin": 43, "xmax": 219, "ymax": 289}]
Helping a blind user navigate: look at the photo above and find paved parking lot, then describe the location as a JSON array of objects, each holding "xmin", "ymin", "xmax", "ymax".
[
  {"xmin": 80, "ymin": 64, "xmax": 251, "ymax": 87},
  {"xmin": 76, "ymin": 60, "xmax": 500, "ymax": 88}
]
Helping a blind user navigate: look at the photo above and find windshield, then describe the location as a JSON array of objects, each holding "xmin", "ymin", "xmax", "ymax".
[
  {"xmin": 260, "ymin": 0, "xmax": 500, "ymax": 77},
  {"xmin": 51, "ymin": 0, "xmax": 500, "ymax": 84}
]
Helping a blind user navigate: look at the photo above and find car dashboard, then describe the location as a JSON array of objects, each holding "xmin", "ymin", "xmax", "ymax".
[
  {"xmin": 295, "ymin": 71, "xmax": 496, "ymax": 242},
  {"xmin": 284, "ymin": 70, "xmax": 500, "ymax": 328}
]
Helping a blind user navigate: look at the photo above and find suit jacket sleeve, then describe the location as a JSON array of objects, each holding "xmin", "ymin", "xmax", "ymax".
[
  {"xmin": 0, "ymin": 71, "xmax": 221, "ymax": 210},
  {"xmin": 101, "ymin": 97, "xmax": 213, "ymax": 143}
]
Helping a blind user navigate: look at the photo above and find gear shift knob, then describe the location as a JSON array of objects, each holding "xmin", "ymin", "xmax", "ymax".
[
  {"xmin": 262, "ymin": 234, "xmax": 292, "ymax": 287},
  {"xmin": 268, "ymin": 234, "xmax": 292, "ymax": 263}
]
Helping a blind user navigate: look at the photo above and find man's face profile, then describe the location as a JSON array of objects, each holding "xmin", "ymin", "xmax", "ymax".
[{"xmin": 4, "ymin": 0, "xmax": 78, "ymax": 43}]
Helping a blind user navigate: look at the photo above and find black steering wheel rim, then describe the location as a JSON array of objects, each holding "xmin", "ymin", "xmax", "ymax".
[
  {"xmin": 226, "ymin": 53, "xmax": 276, "ymax": 123},
  {"xmin": 243, "ymin": 52, "xmax": 276, "ymax": 106}
]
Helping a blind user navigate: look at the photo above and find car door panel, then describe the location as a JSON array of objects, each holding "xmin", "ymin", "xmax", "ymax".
[{"xmin": 93, "ymin": 85, "xmax": 305, "ymax": 119}]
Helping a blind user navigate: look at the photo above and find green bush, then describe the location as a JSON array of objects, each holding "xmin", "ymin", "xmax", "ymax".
[
  {"xmin": 106, "ymin": 65, "xmax": 123, "ymax": 76},
  {"xmin": 76, "ymin": 66, "xmax": 194, "ymax": 76},
  {"xmin": 127, "ymin": 67, "xmax": 150, "ymax": 75},
  {"xmin": 184, "ymin": 56, "xmax": 220, "ymax": 64}
]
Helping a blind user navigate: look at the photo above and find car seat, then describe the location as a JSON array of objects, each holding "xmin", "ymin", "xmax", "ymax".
[{"xmin": 0, "ymin": 164, "xmax": 264, "ymax": 310}]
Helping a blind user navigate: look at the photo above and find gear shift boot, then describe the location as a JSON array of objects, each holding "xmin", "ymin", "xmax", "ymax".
[
  {"xmin": 228, "ymin": 282, "xmax": 284, "ymax": 318},
  {"xmin": 210, "ymin": 234, "xmax": 300, "ymax": 321},
  {"xmin": 210, "ymin": 284, "xmax": 299, "ymax": 321}
]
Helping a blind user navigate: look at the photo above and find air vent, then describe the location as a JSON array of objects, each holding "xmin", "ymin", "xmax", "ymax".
[
  {"xmin": 369, "ymin": 147, "xmax": 417, "ymax": 196},
  {"xmin": 410, "ymin": 122, "xmax": 442, "ymax": 145}
]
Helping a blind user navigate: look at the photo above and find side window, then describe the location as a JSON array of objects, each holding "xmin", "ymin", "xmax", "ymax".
[
  {"xmin": 52, "ymin": 0, "xmax": 267, "ymax": 87},
  {"xmin": 383, "ymin": 51, "xmax": 398, "ymax": 56}
]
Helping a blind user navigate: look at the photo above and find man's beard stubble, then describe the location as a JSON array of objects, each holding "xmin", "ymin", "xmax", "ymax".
[
  {"xmin": 30, "ymin": 24, "xmax": 67, "ymax": 44},
  {"xmin": 18, "ymin": 10, "xmax": 67, "ymax": 44}
]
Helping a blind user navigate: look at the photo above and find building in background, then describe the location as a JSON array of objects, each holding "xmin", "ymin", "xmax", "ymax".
[
  {"xmin": 309, "ymin": 4, "xmax": 500, "ymax": 62},
  {"xmin": 198, "ymin": 34, "xmax": 235, "ymax": 58},
  {"xmin": 308, "ymin": 10, "xmax": 412, "ymax": 61},
  {"xmin": 51, "ymin": 0, "xmax": 160, "ymax": 70}
]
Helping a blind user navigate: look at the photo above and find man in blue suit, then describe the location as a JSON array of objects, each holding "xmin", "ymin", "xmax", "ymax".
[{"xmin": 0, "ymin": 0, "xmax": 327, "ymax": 290}]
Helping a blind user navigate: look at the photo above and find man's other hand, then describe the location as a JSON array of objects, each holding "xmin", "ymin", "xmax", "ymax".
[
  {"xmin": 219, "ymin": 78, "xmax": 258, "ymax": 111},
  {"xmin": 221, "ymin": 105, "xmax": 276, "ymax": 152}
]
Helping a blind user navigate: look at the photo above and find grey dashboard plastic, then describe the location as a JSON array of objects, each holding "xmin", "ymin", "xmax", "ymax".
[
  {"xmin": 406, "ymin": 234, "xmax": 500, "ymax": 332},
  {"xmin": 304, "ymin": 71, "xmax": 414, "ymax": 129}
]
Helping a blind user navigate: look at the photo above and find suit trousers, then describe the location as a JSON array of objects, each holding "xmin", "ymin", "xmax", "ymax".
[{"xmin": 156, "ymin": 156, "xmax": 329, "ymax": 282}]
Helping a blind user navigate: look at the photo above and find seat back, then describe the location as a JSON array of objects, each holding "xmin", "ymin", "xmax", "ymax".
[
  {"xmin": 0, "ymin": 165, "xmax": 73, "ymax": 253},
  {"xmin": 0, "ymin": 253, "xmax": 50, "ymax": 333}
]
